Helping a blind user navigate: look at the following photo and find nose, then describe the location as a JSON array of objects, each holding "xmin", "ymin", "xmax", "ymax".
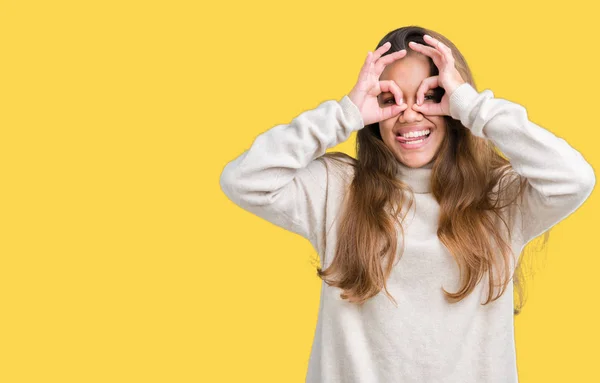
[{"xmin": 399, "ymin": 99, "xmax": 422, "ymax": 122}]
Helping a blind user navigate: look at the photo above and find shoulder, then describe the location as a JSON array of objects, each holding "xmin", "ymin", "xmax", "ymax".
[
  {"xmin": 319, "ymin": 152, "xmax": 357, "ymax": 183},
  {"xmin": 319, "ymin": 151, "xmax": 356, "ymax": 169}
]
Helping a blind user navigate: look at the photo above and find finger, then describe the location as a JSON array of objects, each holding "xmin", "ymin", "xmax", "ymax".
[
  {"xmin": 379, "ymin": 80, "xmax": 404, "ymax": 106},
  {"xmin": 359, "ymin": 51, "xmax": 374, "ymax": 79},
  {"xmin": 409, "ymin": 41, "xmax": 444, "ymax": 68},
  {"xmin": 412, "ymin": 99, "xmax": 445, "ymax": 116},
  {"xmin": 423, "ymin": 34, "xmax": 455, "ymax": 63},
  {"xmin": 381, "ymin": 102, "xmax": 408, "ymax": 120},
  {"xmin": 415, "ymin": 76, "xmax": 439, "ymax": 105},
  {"xmin": 371, "ymin": 41, "xmax": 392, "ymax": 62},
  {"xmin": 423, "ymin": 34, "xmax": 445, "ymax": 50},
  {"xmin": 374, "ymin": 49, "xmax": 407, "ymax": 76}
]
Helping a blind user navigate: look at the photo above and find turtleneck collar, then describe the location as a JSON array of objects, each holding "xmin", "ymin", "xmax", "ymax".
[{"xmin": 395, "ymin": 159, "xmax": 434, "ymax": 194}]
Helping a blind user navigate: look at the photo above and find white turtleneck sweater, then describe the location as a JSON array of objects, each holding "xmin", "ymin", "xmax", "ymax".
[{"xmin": 219, "ymin": 83, "xmax": 595, "ymax": 383}]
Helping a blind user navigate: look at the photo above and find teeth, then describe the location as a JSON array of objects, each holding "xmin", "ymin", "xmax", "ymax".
[
  {"xmin": 399, "ymin": 129, "xmax": 430, "ymax": 138},
  {"xmin": 403, "ymin": 138, "xmax": 425, "ymax": 145}
]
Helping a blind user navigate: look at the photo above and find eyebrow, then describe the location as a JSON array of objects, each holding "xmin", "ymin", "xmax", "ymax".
[{"xmin": 379, "ymin": 89, "xmax": 436, "ymax": 97}]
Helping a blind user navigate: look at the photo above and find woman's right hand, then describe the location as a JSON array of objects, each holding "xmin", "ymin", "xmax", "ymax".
[{"xmin": 347, "ymin": 42, "xmax": 408, "ymax": 126}]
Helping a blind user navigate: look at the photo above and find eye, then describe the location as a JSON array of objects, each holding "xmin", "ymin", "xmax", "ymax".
[{"xmin": 382, "ymin": 94, "xmax": 436, "ymax": 105}]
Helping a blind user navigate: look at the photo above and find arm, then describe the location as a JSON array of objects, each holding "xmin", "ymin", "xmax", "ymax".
[
  {"xmin": 448, "ymin": 83, "xmax": 596, "ymax": 245},
  {"xmin": 219, "ymin": 95, "xmax": 364, "ymax": 241}
]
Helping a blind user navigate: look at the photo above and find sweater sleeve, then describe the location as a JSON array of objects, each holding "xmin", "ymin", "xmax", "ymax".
[
  {"xmin": 219, "ymin": 95, "xmax": 364, "ymax": 241},
  {"xmin": 448, "ymin": 82, "xmax": 596, "ymax": 245}
]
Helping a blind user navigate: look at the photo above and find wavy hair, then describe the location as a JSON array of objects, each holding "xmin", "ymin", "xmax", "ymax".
[{"xmin": 315, "ymin": 26, "xmax": 549, "ymax": 315}]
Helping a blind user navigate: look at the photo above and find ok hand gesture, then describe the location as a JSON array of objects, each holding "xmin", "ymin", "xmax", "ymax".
[
  {"xmin": 347, "ymin": 42, "xmax": 408, "ymax": 126},
  {"xmin": 409, "ymin": 35, "xmax": 466, "ymax": 117}
]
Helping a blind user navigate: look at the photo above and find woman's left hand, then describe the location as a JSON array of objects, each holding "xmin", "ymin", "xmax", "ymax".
[{"xmin": 409, "ymin": 34, "xmax": 466, "ymax": 117}]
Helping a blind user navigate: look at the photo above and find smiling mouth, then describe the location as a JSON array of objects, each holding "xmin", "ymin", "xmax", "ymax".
[
  {"xmin": 396, "ymin": 131, "xmax": 431, "ymax": 143},
  {"xmin": 394, "ymin": 130, "xmax": 433, "ymax": 150}
]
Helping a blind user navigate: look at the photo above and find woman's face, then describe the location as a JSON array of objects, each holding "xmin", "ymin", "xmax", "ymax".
[{"xmin": 378, "ymin": 53, "xmax": 447, "ymax": 168}]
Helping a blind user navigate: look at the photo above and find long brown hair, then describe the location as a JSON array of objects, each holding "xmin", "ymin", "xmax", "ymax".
[{"xmin": 316, "ymin": 26, "xmax": 549, "ymax": 315}]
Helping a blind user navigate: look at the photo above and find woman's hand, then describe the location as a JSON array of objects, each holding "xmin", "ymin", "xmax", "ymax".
[
  {"xmin": 347, "ymin": 42, "xmax": 408, "ymax": 126},
  {"xmin": 409, "ymin": 34, "xmax": 466, "ymax": 116}
]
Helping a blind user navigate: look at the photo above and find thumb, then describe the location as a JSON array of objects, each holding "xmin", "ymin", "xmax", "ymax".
[
  {"xmin": 412, "ymin": 102, "xmax": 443, "ymax": 116},
  {"xmin": 412, "ymin": 100, "xmax": 449, "ymax": 116},
  {"xmin": 380, "ymin": 103, "xmax": 407, "ymax": 121},
  {"xmin": 411, "ymin": 102, "xmax": 430, "ymax": 115}
]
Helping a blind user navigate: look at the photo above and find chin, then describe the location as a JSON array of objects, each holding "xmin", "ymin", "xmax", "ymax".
[
  {"xmin": 397, "ymin": 155, "xmax": 433, "ymax": 168},
  {"xmin": 389, "ymin": 142, "xmax": 436, "ymax": 168}
]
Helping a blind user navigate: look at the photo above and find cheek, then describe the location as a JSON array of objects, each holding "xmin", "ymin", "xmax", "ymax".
[
  {"xmin": 433, "ymin": 120, "xmax": 446, "ymax": 137},
  {"xmin": 431, "ymin": 117, "xmax": 446, "ymax": 126},
  {"xmin": 429, "ymin": 122, "xmax": 446, "ymax": 145},
  {"xmin": 379, "ymin": 122, "xmax": 394, "ymax": 137},
  {"xmin": 432, "ymin": 127, "xmax": 447, "ymax": 148}
]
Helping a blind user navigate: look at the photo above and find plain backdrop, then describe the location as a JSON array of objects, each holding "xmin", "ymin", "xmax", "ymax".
[{"xmin": 1, "ymin": 0, "xmax": 598, "ymax": 382}]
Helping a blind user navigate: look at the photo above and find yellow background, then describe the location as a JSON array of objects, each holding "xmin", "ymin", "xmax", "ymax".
[{"xmin": 1, "ymin": 0, "xmax": 598, "ymax": 382}]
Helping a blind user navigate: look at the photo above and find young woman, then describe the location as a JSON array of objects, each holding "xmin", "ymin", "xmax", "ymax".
[{"xmin": 219, "ymin": 26, "xmax": 595, "ymax": 382}]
